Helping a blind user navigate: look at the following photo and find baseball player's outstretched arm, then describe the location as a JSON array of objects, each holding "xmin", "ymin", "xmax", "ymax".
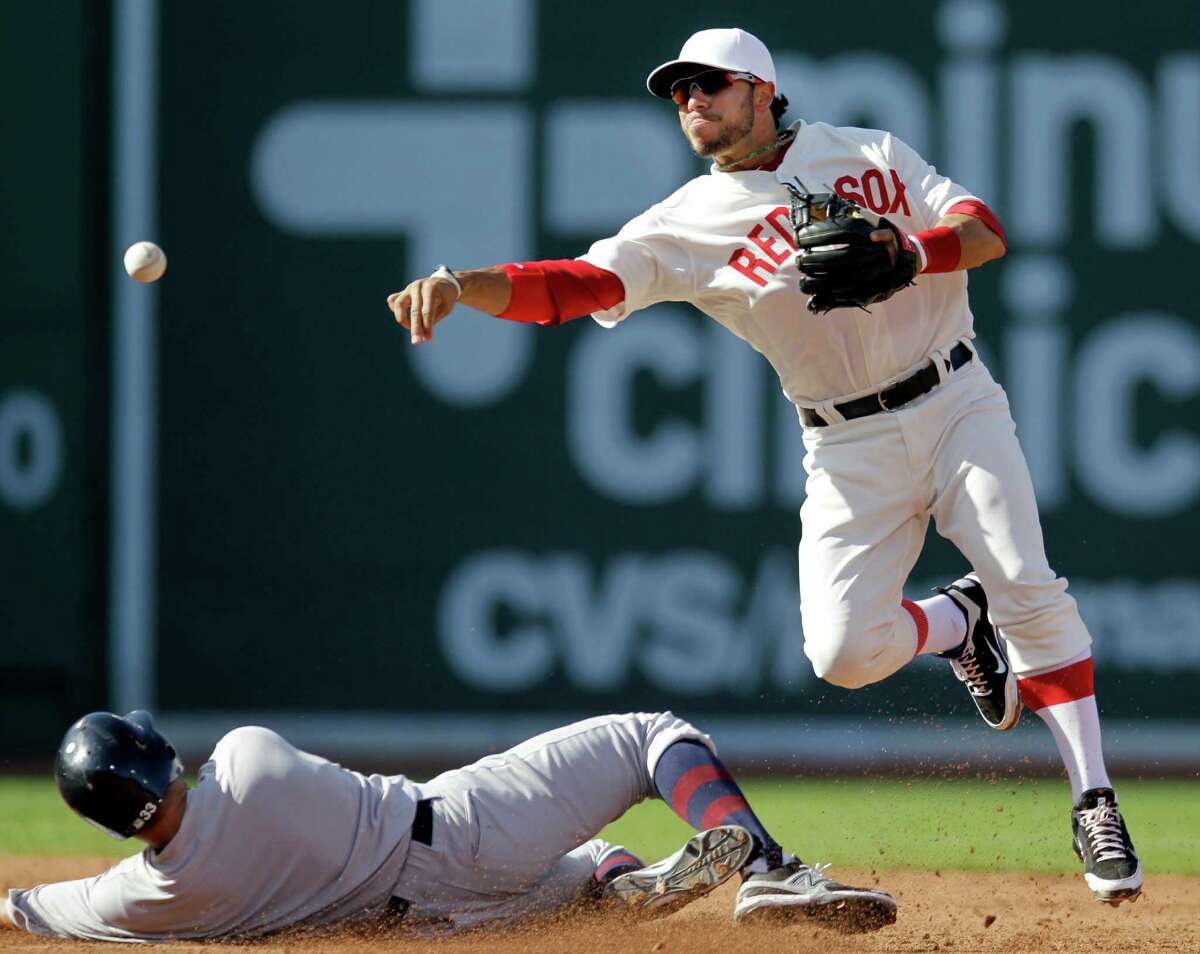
[
  {"xmin": 387, "ymin": 266, "xmax": 512, "ymax": 345},
  {"xmin": 388, "ymin": 260, "xmax": 625, "ymax": 344}
]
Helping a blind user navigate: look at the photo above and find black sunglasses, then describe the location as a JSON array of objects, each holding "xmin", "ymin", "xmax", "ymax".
[{"xmin": 670, "ymin": 69, "xmax": 760, "ymax": 106}]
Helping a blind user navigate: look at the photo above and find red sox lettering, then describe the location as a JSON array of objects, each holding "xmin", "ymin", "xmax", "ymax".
[
  {"xmin": 728, "ymin": 207, "xmax": 796, "ymax": 286},
  {"xmin": 834, "ymin": 168, "xmax": 911, "ymax": 216},
  {"xmin": 727, "ymin": 169, "xmax": 912, "ymax": 287}
]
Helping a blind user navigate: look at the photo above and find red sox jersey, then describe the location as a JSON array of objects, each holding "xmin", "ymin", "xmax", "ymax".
[{"xmin": 580, "ymin": 120, "xmax": 980, "ymax": 404}]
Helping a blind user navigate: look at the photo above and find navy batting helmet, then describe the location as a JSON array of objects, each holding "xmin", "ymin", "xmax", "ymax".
[{"xmin": 55, "ymin": 711, "xmax": 184, "ymax": 839}]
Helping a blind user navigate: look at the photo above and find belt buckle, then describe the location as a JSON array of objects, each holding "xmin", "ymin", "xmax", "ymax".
[{"xmin": 876, "ymin": 389, "xmax": 892, "ymax": 412}]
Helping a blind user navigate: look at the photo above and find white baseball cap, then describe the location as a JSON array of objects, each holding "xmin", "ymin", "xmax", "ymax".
[{"xmin": 646, "ymin": 28, "xmax": 777, "ymax": 99}]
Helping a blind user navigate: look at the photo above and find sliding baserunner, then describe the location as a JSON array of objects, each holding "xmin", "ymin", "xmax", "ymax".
[{"xmin": 3, "ymin": 709, "xmax": 895, "ymax": 941}]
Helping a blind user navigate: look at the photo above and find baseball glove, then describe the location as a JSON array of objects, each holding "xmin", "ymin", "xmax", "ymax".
[{"xmin": 784, "ymin": 182, "xmax": 918, "ymax": 315}]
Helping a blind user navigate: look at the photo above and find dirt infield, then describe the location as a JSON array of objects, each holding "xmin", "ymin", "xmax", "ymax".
[{"xmin": 2, "ymin": 858, "xmax": 1196, "ymax": 952}]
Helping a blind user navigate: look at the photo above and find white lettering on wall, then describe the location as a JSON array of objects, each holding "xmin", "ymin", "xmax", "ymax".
[
  {"xmin": 641, "ymin": 551, "xmax": 740, "ymax": 693},
  {"xmin": 540, "ymin": 554, "xmax": 642, "ymax": 690},
  {"xmin": 938, "ymin": 0, "xmax": 1006, "ymax": 209},
  {"xmin": 1072, "ymin": 579, "xmax": 1200, "ymax": 671},
  {"xmin": 1074, "ymin": 314, "xmax": 1200, "ymax": 516},
  {"xmin": 566, "ymin": 310, "xmax": 809, "ymax": 511},
  {"xmin": 0, "ymin": 389, "xmax": 64, "ymax": 511},
  {"xmin": 250, "ymin": 103, "xmax": 535, "ymax": 407},
  {"xmin": 704, "ymin": 323, "xmax": 763, "ymax": 509},
  {"xmin": 438, "ymin": 550, "xmax": 554, "ymax": 691},
  {"xmin": 1000, "ymin": 256, "xmax": 1072, "ymax": 510},
  {"xmin": 1159, "ymin": 55, "xmax": 1200, "ymax": 242},
  {"xmin": 439, "ymin": 554, "xmax": 1200, "ymax": 696},
  {"xmin": 567, "ymin": 308, "xmax": 702, "ymax": 504},
  {"xmin": 411, "ymin": 0, "xmax": 533, "ymax": 91},
  {"xmin": 1011, "ymin": 55, "xmax": 1155, "ymax": 248},
  {"xmin": 545, "ymin": 102, "xmax": 691, "ymax": 235},
  {"xmin": 438, "ymin": 548, "xmax": 811, "ymax": 695}
]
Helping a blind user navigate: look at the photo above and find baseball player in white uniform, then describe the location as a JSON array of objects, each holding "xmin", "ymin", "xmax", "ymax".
[
  {"xmin": 2, "ymin": 709, "xmax": 895, "ymax": 941},
  {"xmin": 386, "ymin": 28, "xmax": 1142, "ymax": 906}
]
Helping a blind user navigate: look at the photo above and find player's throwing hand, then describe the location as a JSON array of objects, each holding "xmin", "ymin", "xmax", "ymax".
[{"xmin": 387, "ymin": 265, "xmax": 462, "ymax": 344}]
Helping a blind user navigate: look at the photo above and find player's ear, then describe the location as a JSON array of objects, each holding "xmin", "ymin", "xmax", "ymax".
[{"xmin": 756, "ymin": 81, "xmax": 775, "ymax": 112}]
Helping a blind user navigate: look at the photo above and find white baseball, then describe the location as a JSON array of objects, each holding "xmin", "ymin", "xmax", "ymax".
[{"xmin": 123, "ymin": 241, "xmax": 168, "ymax": 283}]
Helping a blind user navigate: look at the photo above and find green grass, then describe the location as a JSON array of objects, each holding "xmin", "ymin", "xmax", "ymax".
[
  {"xmin": 2, "ymin": 777, "xmax": 1196, "ymax": 875},
  {"xmin": 0, "ymin": 777, "xmax": 130, "ymax": 856},
  {"xmin": 602, "ymin": 778, "xmax": 1200, "ymax": 875}
]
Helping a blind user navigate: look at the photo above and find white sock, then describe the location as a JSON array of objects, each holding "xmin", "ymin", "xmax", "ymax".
[
  {"xmin": 1031, "ymin": 696, "xmax": 1113, "ymax": 803},
  {"xmin": 903, "ymin": 595, "xmax": 967, "ymax": 656},
  {"xmin": 1018, "ymin": 655, "xmax": 1113, "ymax": 803}
]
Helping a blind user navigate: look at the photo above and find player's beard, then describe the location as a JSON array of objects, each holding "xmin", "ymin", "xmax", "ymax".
[{"xmin": 686, "ymin": 87, "xmax": 755, "ymax": 158}]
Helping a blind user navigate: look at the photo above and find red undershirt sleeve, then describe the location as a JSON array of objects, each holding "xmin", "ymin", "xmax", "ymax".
[
  {"xmin": 945, "ymin": 199, "xmax": 1007, "ymax": 248},
  {"xmin": 498, "ymin": 260, "xmax": 626, "ymax": 326}
]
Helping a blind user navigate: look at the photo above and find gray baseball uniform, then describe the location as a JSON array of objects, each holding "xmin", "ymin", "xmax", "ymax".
[{"xmin": 6, "ymin": 712, "xmax": 709, "ymax": 941}]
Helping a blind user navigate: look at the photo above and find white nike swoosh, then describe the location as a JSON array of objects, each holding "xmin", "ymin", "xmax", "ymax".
[{"xmin": 986, "ymin": 638, "xmax": 1007, "ymax": 675}]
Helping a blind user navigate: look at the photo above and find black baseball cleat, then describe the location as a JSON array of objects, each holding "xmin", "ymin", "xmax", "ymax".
[
  {"xmin": 1072, "ymin": 788, "xmax": 1143, "ymax": 905},
  {"xmin": 935, "ymin": 574, "xmax": 1022, "ymax": 730}
]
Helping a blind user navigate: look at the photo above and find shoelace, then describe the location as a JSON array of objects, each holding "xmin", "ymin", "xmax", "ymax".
[
  {"xmin": 950, "ymin": 645, "xmax": 992, "ymax": 696},
  {"xmin": 1078, "ymin": 803, "xmax": 1130, "ymax": 863},
  {"xmin": 794, "ymin": 861, "xmax": 833, "ymax": 884}
]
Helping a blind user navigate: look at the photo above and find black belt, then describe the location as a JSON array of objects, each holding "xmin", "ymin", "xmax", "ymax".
[
  {"xmin": 800, "ymin": 342, "xmax": 973, "ymax": 428},
  {"xmin": 385, "ymin": 799, "xmax": 435, "ymax": 920},
  {"xmin": 411, "ymin": 797, "xmax": 433, "ymax": 846}
]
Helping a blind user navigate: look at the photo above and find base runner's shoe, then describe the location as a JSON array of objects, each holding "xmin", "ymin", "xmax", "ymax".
[
  {"xmin": 734, "ymin": 861, "xmax": 897, "ymax": 932},
  {"xmin": 603, "ymin": 825, "xmax": 753, "ymax": 917},
  {"xmin": 936, "ymin": 574, "xmax": 1022, "ymax": 730},
  {"xmin": 1072, "ymin": 788, "xmax": 1143, "ymax": 905}
]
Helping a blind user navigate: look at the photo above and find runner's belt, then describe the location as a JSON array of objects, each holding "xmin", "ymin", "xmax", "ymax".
[
  {"xmin": 385, "ymin": 799, "xmax": 435, "ymax": 920},
  {"xmin": 799, "ymin": 342, "xmax": 974, "ymax": 428},
  {"xmin": 411, "ymin": 797, "xmax": 433, "ymax": 846}
]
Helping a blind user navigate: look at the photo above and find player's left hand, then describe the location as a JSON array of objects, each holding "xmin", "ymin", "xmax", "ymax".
[
  {"xmin": 784, "ymin": 187, "xmax": 918, "ymax": 314},
  {"xmin": 870, "ymin": 229, "xmax": 898, "ymax": 265}
]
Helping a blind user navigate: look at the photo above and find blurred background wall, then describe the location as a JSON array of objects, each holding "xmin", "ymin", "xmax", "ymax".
[{"xmin": 2, "ymin": 0, "xmax": 1197, "ymax": 772}]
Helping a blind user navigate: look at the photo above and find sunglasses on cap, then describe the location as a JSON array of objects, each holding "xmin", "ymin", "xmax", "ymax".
[{"xmin": 670, "ymin": 69, "xmax": 761, "ymax": 106}]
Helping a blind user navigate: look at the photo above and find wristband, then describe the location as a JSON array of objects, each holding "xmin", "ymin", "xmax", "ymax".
[
  {"xmin": 911, "ymin": 226, "xmax": 961, "ymax": 274},
  {"xmin": 907, "ymin": 234, "xmax": 929, "ymax": 274},
  {"xmin": 431, "ymin": 264, "xmax": 463, "ymax": 295}
]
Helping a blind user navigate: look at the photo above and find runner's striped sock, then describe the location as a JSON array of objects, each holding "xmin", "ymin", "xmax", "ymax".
[
  {"xmin": 593, "ymin": 845, "xmax": 643, "ymax": 885},
  {"xmin": 653, "ymin": 740, "xmax": 785, "ymax": 872}
]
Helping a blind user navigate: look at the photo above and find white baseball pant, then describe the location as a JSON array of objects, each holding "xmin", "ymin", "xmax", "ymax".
[
  {"xmin": 797, "ymin": 348, "xmax": 1092, "ymax": 685},
  {"xmin": 390, "ymin": 711, "xmax": 713, "ymax": 931}
]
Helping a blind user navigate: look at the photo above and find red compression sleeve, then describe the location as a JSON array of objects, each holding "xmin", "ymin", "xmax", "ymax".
[
  {"xmin": 947, "ymin": 199, "xmax": 1007, "ymax": 247},
  {"xmin": 499, "ymin": 260, "xmax": 625, "ymax": 326}
]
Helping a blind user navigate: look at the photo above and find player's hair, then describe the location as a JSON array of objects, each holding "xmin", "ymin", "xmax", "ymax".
[{"xmin": 771, "ymin": 94, "xmax": 789, "ymax": 130}]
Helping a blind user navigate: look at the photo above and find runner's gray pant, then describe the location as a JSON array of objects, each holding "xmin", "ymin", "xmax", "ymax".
[{"xmin": 391, "ymin": 711, "xmax": 714, "ymax": 931}]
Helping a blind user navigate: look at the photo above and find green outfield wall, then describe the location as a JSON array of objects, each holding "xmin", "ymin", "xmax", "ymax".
[
  {"xmin": 3, "ymin": 0, "xmax": 1197, "ymax": 765},
  {"xmin": 0, "ymin": 3, "xmax": 109, "ymax": 754}
]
